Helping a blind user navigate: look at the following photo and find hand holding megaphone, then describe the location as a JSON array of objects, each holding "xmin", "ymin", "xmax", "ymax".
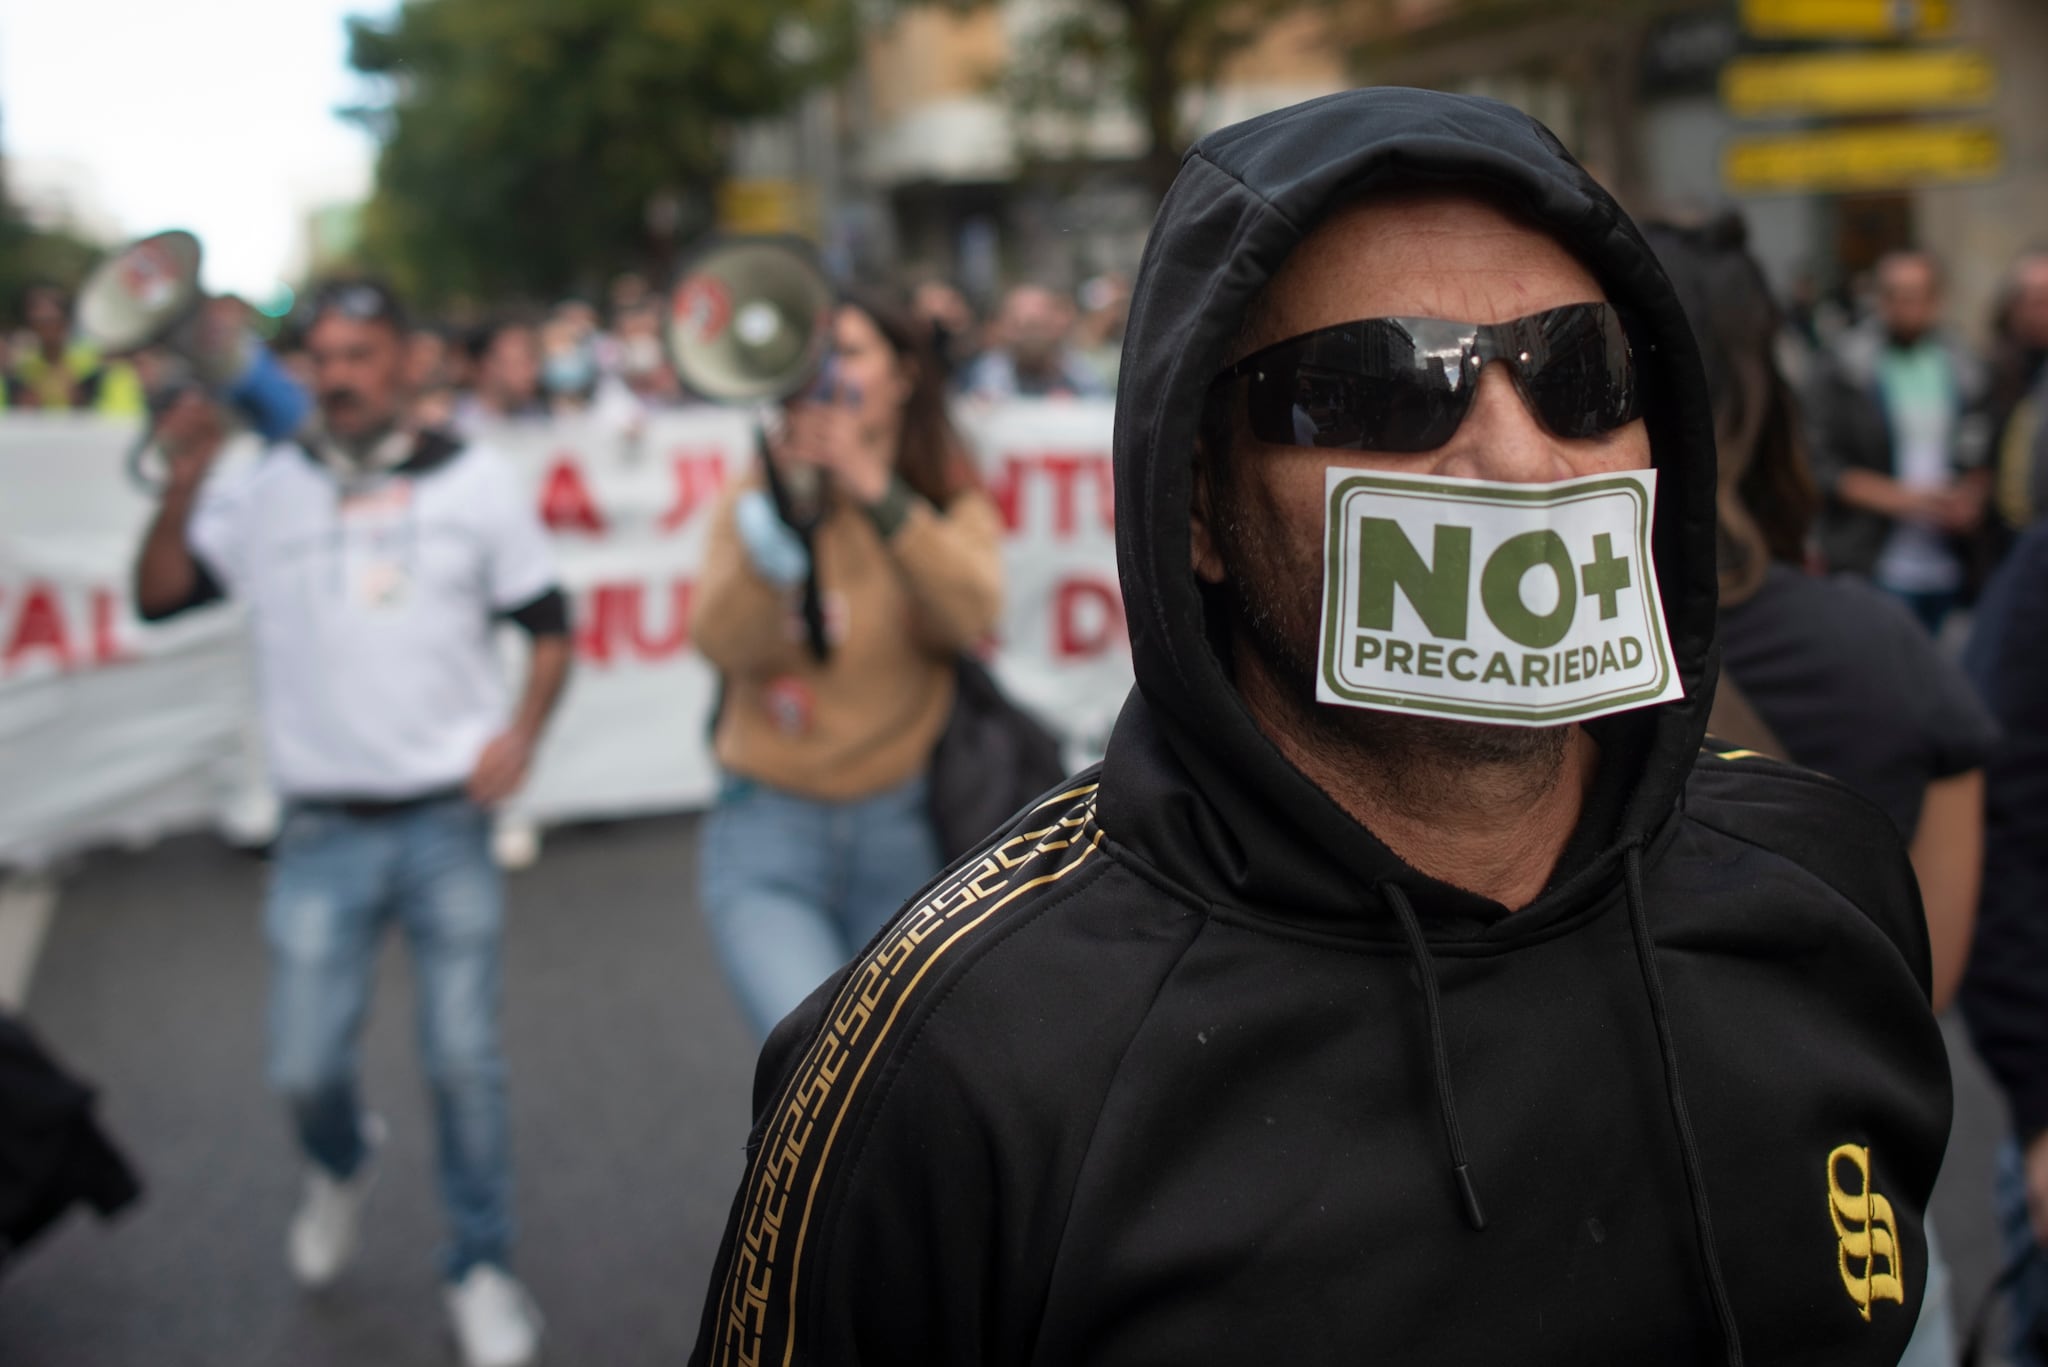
[
  {"xmin": 771, "ymin": 364, "xmax": 892, "ymax": 508},
  {"xmin": 154, "ymin": 388, "xmax": 230, "ymax": 492},
  {"xmin": 78, "ymin": 229, "xmax": 310, "ymax": 449}
]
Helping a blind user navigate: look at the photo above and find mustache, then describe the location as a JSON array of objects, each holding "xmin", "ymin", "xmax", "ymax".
[{"xmin": 319, "ymin": 389, "xmax": 364, "ymax": 408}]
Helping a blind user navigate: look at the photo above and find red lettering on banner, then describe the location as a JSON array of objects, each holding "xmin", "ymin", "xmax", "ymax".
[
  {"xmin": 989, "ymin": 458, "xmax": 1025, "ymax": 532},
  {"xmin": 574, "ymin": 586, "xmax": 616, "ymax": 665},
  {"xmin": 658, "ymin": 452, "xmax": 727, "ymax": 533},
  {"xmin": 628, "ymin": 581, "xmax": 693, "ymax": 658},
  {"xmin": 985, "ymin": 452, "xmax": 1114, "ymax": 538},
  {"xmin": 539, "ymin": 457, "xmax": 608, "ymax": 535},
  {"xmin": 4, "ymin": 583, "xmax": 75, "ymax": 672},
  {"xmin": 1053, "ymin": 577, "xmax": 1127, "ymax": 660},
  {"xmin": 92, "ymin": 589, "xmax": 134, "ymax": 666},
  {"xmin": 574, "ymin": 580, "xmax": 697, "ymax": 666}
]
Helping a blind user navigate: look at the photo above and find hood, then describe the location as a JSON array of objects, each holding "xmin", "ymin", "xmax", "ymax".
[{"xmin": 1109, "ymin": 87, "xmax": 1721, "ymax": 930}]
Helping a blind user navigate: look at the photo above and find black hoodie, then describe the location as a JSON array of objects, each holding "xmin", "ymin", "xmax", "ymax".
[{"xmin": 689, "ymin": 89, "xmax": 1950, "ymax": 1366}]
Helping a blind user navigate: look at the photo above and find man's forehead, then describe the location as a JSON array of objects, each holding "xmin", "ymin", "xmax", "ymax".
[
  {"xmin": 1880, "ymin": 255, "xmax": 1937, "ymax": 290},
  {"xmin": 307, "ymin": 315, "xmax": 399, "ymax": 350},
  {"xmin": 1234, "ymin": 191, "xmax": 1610, "ymax": 360}
]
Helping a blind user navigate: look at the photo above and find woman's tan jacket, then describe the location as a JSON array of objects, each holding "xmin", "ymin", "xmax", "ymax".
[{"xmin": 690, "ymin": 475, "xmax": 1004, "ymax": 802}]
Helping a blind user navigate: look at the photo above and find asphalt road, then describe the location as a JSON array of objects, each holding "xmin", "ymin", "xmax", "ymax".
[
  {"xmin": 0, "ymin": 815, "xmax": 755, "ymax": 1367},
  {"xmin": 0, "ymin": 812, "xmax": 2020, "ymax": 1365}
]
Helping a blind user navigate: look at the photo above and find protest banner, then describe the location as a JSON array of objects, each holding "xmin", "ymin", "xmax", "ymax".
[{"xmin": 0, "ymin": 403, "xmax": 1130, "ymax": 866}]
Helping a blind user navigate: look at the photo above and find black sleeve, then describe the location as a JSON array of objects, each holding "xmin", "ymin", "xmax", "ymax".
[
  {"xmin": 136, "ymin": 554, "xmax": 226, "ymax": 624},
  {"xmin": 1959, "ymin": 531, "xmax": 2048, "ymax": 1136},
  {"xmin": 1858, "ymin": 582, "xmax": 2003, "ymax": 780},
  {"xmin": 689, "ymin": 794, "xmax": 1170, "ymax": 1367},
  {"xmin": 1800, "ymin": 367, "xmax": 1854, "ymax": 495},
  {"xmin": 497, "ymin": 586, "xmax": 569, "ymax": 638},
  {"xmin": 1913, "ymin": 645, "xmax": 2002, "ymax": 780}
]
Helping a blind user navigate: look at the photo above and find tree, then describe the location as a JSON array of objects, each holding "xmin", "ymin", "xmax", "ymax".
[
  {"xmin": 345, "ymin": 0, "xmax": 854, "ymax": 306},
  {"xmin": 915, "ymin": 0, "xmax": 1330, "ymax": 203},
  {"xmin": 0, "ymin": 195, "xmax": 101, "ymax": 322}
]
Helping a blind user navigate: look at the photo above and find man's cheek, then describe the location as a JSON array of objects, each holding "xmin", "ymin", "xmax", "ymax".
[{"xmin": 1584, "ymin": 420, "xmax": 1652, "ymax": 474}]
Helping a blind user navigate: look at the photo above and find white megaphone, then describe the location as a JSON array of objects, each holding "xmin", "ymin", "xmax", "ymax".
[
  {"xmin": 77, "ymin": 228, "xmax": 309, "ymax": 445},
  {"xmin": 666, "ymin": 236, "xmax": 835, "ymax": 403},
  {"xmin": 667, "ymin": 236, "xmax": 838, "ymax": 527}
]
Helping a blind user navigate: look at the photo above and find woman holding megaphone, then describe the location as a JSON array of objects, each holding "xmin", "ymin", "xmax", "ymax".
[{"xmin": 691, "ymin": 288, "xmax": 1006, "ymax": 1039}]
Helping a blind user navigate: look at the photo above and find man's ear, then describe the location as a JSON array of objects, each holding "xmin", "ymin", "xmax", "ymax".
[{"xmin": 1190, "ymin": 455, "xmax": 1228, "ymax": 585}]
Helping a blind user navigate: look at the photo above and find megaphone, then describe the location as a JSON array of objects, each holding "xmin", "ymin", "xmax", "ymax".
[
  {"xmin": 666, "ymin": 236, "xmax": 835, "ymax": 403},
  {"xmin": 77, "ymin": 229, "xmax": 309, "ymax": 446},
  {"xmin": 667, "ymin": 236, "xmax": 839, "ymax": 535}
]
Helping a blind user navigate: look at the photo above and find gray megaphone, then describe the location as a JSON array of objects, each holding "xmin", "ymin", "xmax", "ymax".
[
  {"xmin": 77, "ymin": 229, "xmax": 309, "ymax": 446},
  {"xmin": 667, "ymin": 236, "xmax": 840, "ymax": 528},
  {"xmin": 666, "ymin": 236, "xmax": 835, "ymax": 403}
]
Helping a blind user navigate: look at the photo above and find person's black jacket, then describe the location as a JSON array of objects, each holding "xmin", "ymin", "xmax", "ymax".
[
  {"xmin": 1803, "ymin": 322, "xmax": 1991, "ymax": 580},
  {"xmin": 1959, "ymin": 524, "xmax": 2048, "ymax": 1137},
  {"xmin": 0, "ymin": 1008, "xmax": 139, "ymax": 1275},
  {"xmin": 1720, "ymin": 563, "xmax": 1998, "ymax": 838},
  {"xmin": 689, "ymin": 89, "xmax": 1950, "ymax": 1366}
]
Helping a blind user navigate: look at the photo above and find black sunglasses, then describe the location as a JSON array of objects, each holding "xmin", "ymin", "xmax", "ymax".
[{"xmin": 1210, "ymin": 302, "xmax": 1642, "ymax": 453}]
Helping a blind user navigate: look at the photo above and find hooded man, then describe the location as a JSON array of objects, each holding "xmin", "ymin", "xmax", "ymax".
[{"xmin": 689, "ymin": 89, "xmax": 1949, "ymax": 1366}]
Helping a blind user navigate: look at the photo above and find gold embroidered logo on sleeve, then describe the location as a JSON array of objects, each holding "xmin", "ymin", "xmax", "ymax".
[{"xmin": 1828, "ymin": 1143, "xmax": 1905, "ymax": 1320}]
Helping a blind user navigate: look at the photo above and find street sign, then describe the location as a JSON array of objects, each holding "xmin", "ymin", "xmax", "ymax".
[
  {"xmin": 1723, "ymin": 121, "xmax": 2001, "ymax": 194},
  {"xmin": 1740, "ymin": 0, "xmax": 1953, "ymax": 39},
  {"xmin": 715, "ymin": 179, "xmax": 815, "ymax": 236},
  {"xmin": 1723, "ymin": 48, "xmax": 1994, "ymax": 117}
]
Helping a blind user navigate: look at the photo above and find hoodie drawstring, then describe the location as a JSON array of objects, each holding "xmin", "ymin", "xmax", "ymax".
[
  {"xmin": 1381, "ymin": 881, "xmax": 1487, "ymax": 1232},
  {"xmin": 1623, "ymin": 843, "xmax": 1744, "ymax": 1367}
]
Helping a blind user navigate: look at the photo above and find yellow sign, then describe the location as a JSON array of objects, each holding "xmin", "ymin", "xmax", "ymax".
[
  {"xmin": 1724, "ymin": 121, "xmax": 2002, "ymax": 195},
  {"xmin": 1741, "ymin": 0, "xmax": 1953, "ymax": 39},
  {"xmin": 716, "ymin": 179, "xmax": 815, "ymax": 236},
  {"xmin": 1723, "ymin": 49, "xmax": 1994, "ymax": 117}
]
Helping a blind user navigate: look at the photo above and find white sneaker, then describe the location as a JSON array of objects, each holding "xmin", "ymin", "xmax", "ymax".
[
  {"xmin": 287, "ymin": 1113, "xmax": 386, "ymax": 1288},
  {"xmin": 446, "ymin": 1264, "xmax": 543, "ymax": 1367},
  {"xmin": 493, "ymin": 819, "xmax": 541, "ymax": 871}
]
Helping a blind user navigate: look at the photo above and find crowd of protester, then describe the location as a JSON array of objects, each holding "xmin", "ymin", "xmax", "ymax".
[
  {"xmin": 0, "ymin": 264, "xmax": 1134, "ymax": 438},
  {"xmin": 203, "ymin": 270, "xmax": 1130, "ymax": 440},
  {"xmin": 6, "ymin": 210, "xmax": 2048, "ymax": 1364}
]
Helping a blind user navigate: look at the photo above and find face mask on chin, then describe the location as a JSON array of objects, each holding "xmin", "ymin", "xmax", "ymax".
[
  {"xmin": 620, "ymin": 336, "xmax": 664, "ymax": 377},
  {"xmin": 307, "ymin": 408, "xmax": 413, "ymax": 481},
  {"xmin": 543, "ymin": 348, "xmax": 597, "ymax": 397}
]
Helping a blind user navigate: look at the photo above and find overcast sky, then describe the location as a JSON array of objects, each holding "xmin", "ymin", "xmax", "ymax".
[{"xmin": 0, "ymin": 0, "xmax": 389, "ymax": 299}]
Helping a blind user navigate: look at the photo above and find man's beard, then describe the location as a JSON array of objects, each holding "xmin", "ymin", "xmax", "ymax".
[
  {"xmin": 317, "ymin": 392, "xmax": 399, "ymax": 461},
  {"xmin": 1209, "ymin": 475, "xmax": 1571, "ymax": 810}
]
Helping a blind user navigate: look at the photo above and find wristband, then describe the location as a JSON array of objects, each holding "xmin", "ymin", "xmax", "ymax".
[{"xmin": 862, "ymin": 475, "xmax": 917, "ymax": 539}]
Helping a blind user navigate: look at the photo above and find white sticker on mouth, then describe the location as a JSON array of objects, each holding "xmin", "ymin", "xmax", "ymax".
[{"xmin": 1315, "ymin": 466, "xmax": 1684, "ymax": 726}]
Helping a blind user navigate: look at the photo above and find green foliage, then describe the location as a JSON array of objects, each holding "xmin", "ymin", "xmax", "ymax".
[
  {"xmin": 346, "ymin": 0, "xmax": 855, "ymax": 307},
  {"xmin": 914, "ymin": 0, "xmax": 1328, "ymax": 201},
  {"xmin": 0, "ymin": 200, "xmax": 101, "ymax": 319}
]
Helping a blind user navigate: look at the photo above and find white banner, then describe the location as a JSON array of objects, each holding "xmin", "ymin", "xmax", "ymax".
[{"xmin": 0, "ymin": 405, "xmax": 1131, "ymax": 868}]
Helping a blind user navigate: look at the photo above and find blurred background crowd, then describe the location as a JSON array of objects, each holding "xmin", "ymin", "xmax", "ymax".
[
  {"xmin": 3, "ymin": 0, "xmax": 2048, "ymax": 1364},
  {"xmin": 0, "ymin": 268, "xmax": 1128, "ymax": 425}
]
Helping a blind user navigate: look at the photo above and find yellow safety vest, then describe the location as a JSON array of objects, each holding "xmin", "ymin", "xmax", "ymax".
[{"xmin": 2, "ymin": 341, "xmax": 145, "ymax": 416}]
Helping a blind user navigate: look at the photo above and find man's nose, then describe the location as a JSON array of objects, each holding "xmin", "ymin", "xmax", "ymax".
[{"xmin": 1431, "ymin": 363, "xmax": 1578, "ymax": 484}]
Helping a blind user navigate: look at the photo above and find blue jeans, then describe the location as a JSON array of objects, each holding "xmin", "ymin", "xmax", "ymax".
[
  {"xmin": 1997, "ymin": 1138, "xmax": 2048, "ymax": 1365},
  {"xmin": 1884, "ymin": 585, "xmax": 1962, "ymax": 636},
  {"xmin": 1896, "ymin": 1218, "xmax": 1954, "ymax": 1367},
  {"xmin": 700, "ymin": 774, "xmax": 941, "ymax": 1039},
  {"xmin": 265, "ymin": 795, "xmax": 510, "ymax": 1282}
]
